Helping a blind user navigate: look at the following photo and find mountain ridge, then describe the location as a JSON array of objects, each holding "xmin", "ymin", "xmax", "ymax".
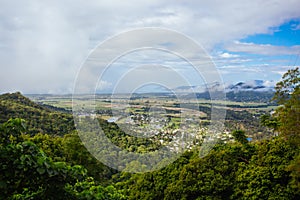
[
  {"xmin": 174, "ymin": 79, "xmax": 276, "ymax": 93},
  {"xmin": 0, "ymin": 92, "xmax": 75, "ymax": 135}
]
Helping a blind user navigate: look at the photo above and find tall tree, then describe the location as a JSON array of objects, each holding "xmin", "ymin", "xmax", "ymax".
[{"xmin": 273, "ymin": 67, "xmax": 300, "ymax": 143}]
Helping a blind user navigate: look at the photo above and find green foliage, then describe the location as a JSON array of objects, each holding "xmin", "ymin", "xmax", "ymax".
[
  {"xmin": 260, "ymin": 114, "xmax": 280, "ymax": 133},
  {"xmin": 0, "ymin": 118, "xmax": 82, "ymax": 199},
  {"xmin": 115, "ymin": 139, "xmax": 299, "ymax": 199},
  {"xmin": 0, "ymin": 118, "xmax": 125, "ymax": 199},
  {"xmin": 66, "ymin": 177, "xmax": 126, "ymax": 200},
  {"xmin": 0, "ymin": 141, "xmax": 85, "ymax": 199},
  {"xmin": 22, "ymin": 129, "xmax": 117, "ymax": 184},
  {"xmin": 98, "ymin": 118, "xmax": 161, "ymax": 153},
  {"xmin": 286, "ymin": 153, "xmax": 300, "ymax": 194},
  {"xmin": 114, "ymin": 151, "xmax": 191, "ymax": 200},
  {"xmin": 0, "ymin": 92, "xmax": 75, "ymax": 135},
  {"xmin": 233, "ymin": 138, "xmax": 299, "ymax": 199},
  {"xmin": 273, "ymin": 67, "xmax": 300, "ymax": 142},
  {"xmin": 0, "ymin": 118, "xmax": 26, "ymax": 144},
  {"xmin": 273, "ymin": 67, "xmax": 300, "ymax": 104},
  {"xmin": 0, "ymin": 67, "xmax": 299, "ymax": 199},
  {"xmin": 231, "ymin": 130, "xmax": 249, "ymax": 145},
  {"xmin": 61, "ymin": 132, "xmax": 116, "ymax": 182}
]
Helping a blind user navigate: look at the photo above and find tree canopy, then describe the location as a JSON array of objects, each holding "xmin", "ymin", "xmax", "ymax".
[{"xmin": 0, "ymin": 67, "xmax": 299, "ymax": 199}]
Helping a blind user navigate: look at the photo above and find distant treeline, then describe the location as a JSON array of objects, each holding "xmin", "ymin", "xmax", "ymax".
[{"xmin": 193, "ymin": 91, "xmax": 275, "ymax": 103}]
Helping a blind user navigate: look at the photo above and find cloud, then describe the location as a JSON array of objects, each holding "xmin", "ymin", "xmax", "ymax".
[
  {"xmin": 0, "ymin": 0, "xmax": 300, "ymax": 93},
  {"xmin": 96, "ymin": 80, "xmax": 112, "ymax": 91},
  {"xmin": 219, "ymin": 52, "xmax": 240, "ymax": 58},
  {"xmin": 291, "ymin": 23, "xmax": 300, "ymax": 30},
  {"xmin": 218, "ymin": 64, "xmax": 299, "ymax": 83},
  {"xmin": 263, "ymin": 80, "xmax": 276, "ymax": 87},
  {"xmin": 224, "ymin": 41, "xmax": 300, "ymax": 55}
]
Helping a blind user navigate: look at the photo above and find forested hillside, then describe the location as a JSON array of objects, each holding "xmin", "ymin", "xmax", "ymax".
[
  {"xmin": 0, "ymin": 92, "xmax": 75, "ymax": 135},
  {"xmin": 0, "ymin": 68, "xmax": 299, "ymax": 199}
]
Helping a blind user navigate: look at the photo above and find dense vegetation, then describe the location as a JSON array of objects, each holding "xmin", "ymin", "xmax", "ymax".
[
  {"xmin": 0, "ymin": 92, "xmax": 75, "ymax": 135},
  {"xmin": 0, "ymin": 68, "xmax": 299, "ymax": 199},
  {"xmin": 193, "ymin": 90, "xmax": 275, "ymax": 103},
  {"xmin": 0, "ymin": 118, "xmax": 125, "ymax": 199}
]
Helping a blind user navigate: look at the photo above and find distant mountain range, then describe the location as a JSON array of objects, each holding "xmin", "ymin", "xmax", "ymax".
[
  {"xmin": 171, "ymin": 80, "xmax": 277, "ymax": 103},
  {"xmin": 227, "ymin": 80, "xmax": 276, "ymax": 92},
  {"xmin": 174, "ymin": 80, "xmax": 276, "ymax": 93},
  {"xmin": 128, "ymin": 80, "xmax": 276, "ymax": 102}
]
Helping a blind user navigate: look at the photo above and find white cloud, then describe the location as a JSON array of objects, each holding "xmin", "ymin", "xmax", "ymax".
[
  {"xmin": 263, "ymin": 80, "xmax": 276, "ymax": 87},
  {"xmin": 225, "ymin": 41, "xmax": 300, "ymax": 55},
  {"xmin": 97, "ymin": 80, "xmax": 112, "ymax": 91},
  {"xmin": 291, "ymin": 23, "xmax": 300, "ymax": 30},
  {"xmin": 219, "ymin": 52, "xmax": 240, "ymax": 58},
  {"xmin": 0, "ymin": 0, "xmax": 300, "ymax": 93}
]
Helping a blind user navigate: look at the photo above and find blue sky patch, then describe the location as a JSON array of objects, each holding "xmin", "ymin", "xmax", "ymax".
[{"xmin": 241, "ymin": 19, "xmax": 300, "ymax": 46}]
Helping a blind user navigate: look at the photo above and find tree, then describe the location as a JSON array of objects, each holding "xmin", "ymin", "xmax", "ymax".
[
  {"xmin": 273, "ymin": 67, "xmax": 300, "ymax": 143},
  {"xmin": 232, "ymin": 130, "xmax": 248, "ymax": 145},
  {"xmin": 0, "ymin": 118, "xmax": 86, "ymax": 199},
  {"xmin": 0, "ymin": 118, "xmax": 26, "ymax": 144},
  {"xmin": 271, "ymin": 67, "xmax": 300, "ymax": 195},
  {"xmin": 233, "ymin": 137, "xmax": 299, "ymax": 199},
  {"xmin": 0, "ymin": 118, "xmax": 125, "ymax": 199},
  {"xmin": 260, "ymin": 114, "xmax": 280, "ymax": 135},
  {"xmin": 273, "ymin": 67, "xmax": 300, "ymax": 104}
]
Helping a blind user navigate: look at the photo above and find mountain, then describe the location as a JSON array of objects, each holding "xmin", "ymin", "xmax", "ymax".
[
  {"xmin": 174, "ymin": 80, "xmax": 275, "ymax": 93},
  {"xmin": 174, "ymin": 80, "xmax": 276, "ymax": 102},
  {"xmin": 0, "ymin": 92, "xmax": 75, "ymax": 135},
  {"xmin": 228, "ymin": 80, "xmax": 275, "ymax": 92}
]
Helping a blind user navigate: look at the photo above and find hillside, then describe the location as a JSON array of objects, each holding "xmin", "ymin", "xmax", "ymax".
[
  {"xmin": 0, "ymin": 68, "xmax": 299, "ymax": 199},
  {"xmin": 0, "ymin": 92, "xmax": 75, "ymax": 135}
]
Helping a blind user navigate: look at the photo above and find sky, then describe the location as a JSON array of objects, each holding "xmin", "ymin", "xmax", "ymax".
[{"xmin": 0, "ymin": 0, "xmax": 300, "ymax": 94}]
